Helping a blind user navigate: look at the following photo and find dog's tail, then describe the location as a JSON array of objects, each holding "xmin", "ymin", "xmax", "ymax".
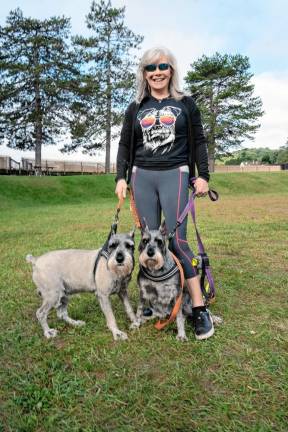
[{"xmin": 26, "ymin": 254, "xmax": 37, "ymax": 265}]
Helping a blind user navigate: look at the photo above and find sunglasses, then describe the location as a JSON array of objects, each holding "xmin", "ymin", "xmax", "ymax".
[
  {"xmin": 140, "ymin": 111, "xmax": 176, "ymax": 129},
  {"xmin": 144, "ymin": 63, "xmax": 171, "ymax": 72}
]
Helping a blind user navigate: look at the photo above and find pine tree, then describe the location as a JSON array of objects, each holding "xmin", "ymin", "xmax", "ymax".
[
  {"xmin": 67, "ymin": 0, "xmax": 143, "ymax": 173},
  {"xmin": 0, "ymin": 9, "xmax": 81, "ymax": 170},
  {"xmin": 185, "ymin": 53, "xmax": 264, "ymax": 171}
]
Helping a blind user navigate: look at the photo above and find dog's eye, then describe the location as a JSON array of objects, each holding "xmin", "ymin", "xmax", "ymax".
[
  {"xmin": 109, "ymin": 242, "xmax": 118, "ymax": 249},
  {"xmin": 125, "ymin": 242, "xmax": 134, "ymax": 250},
  {"xmin": 142, "ymin": 238, "xmax": 149, "ymax": 245},
  {"xmin": 156, "ymin": 239, "xmax": 164, "ymax": 247}
]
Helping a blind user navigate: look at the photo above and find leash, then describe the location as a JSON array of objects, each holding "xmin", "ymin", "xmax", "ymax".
[
  {"xmin": 154, "ymin": 252, "xmax": 185, "ymax": 330},
  {"xmin": 128, "ymin": 187, "xmax": 142, "ymax": 229},
  {"xmin": 110, "ymin": 196, "xmax": 125, "ymax": 234},
  {"xmin": 167, "ymin": 180, "xmax": 219, "ymax": 304},
  {"xmin": 92, "ymin": 197, "xmax": 125, "ymax": 276}
]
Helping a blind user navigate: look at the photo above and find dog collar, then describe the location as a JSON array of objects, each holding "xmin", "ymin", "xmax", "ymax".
[
  {"xmin": 93, "ymin": 247, "xmax": 109, "ymax": 276},
  {"xmin": 139, "ymin": 262, "xmax": 178, "ymax": 282}
]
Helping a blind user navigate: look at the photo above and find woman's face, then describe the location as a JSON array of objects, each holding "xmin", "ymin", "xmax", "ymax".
[{"xmin": 144, "ymin": 55, "xmax": 172, "ymax": 94}]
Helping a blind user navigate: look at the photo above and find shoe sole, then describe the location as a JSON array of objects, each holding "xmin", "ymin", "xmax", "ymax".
[
  {"xmin": 195, "ymin": 311, "xmax": 215, "ymax": 340},
  {"xmin": 195, "ymin": 325, "xmax": 215, "ymax": 340}
]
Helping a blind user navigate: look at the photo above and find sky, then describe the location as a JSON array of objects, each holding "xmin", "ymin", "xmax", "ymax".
[{"xmin": 0, "ymin": 0, "xmax": 287, "ymax": 163}]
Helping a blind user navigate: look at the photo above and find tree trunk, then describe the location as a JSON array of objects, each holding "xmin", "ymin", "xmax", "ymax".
[
  {"xmin": 34, "ymin": 79, "xmax": 42, "ymax": 175},
  {"xmin": 209, "ymin": 154, "xmax": 215, "ymax": 173},
  {"xmin": 33, "ymin": 44, "xmax": 42, "ymax": 175},
  {"xmin": 208, "ymin": 90, "xmax": 216, "ymax": 173},
  {"xmin": 105, "ymin": 37, "xmax": 111, "ymax": 174},
  {"xmin": 105, "ymin": 93, "xmax": 111, "ymax": 174}
]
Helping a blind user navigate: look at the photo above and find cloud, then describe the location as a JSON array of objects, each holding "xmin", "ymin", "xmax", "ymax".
[{"xmin": 249, "ymin": 72, "xmax": 288, "ymax": 149}]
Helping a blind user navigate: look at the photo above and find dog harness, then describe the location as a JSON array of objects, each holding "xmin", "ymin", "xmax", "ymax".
[
  {"xmin": 139, "ymin": 261, "xmax": 179, "ymax": 282},
  {"xmin": 92, "ymin": 243, "xmax": 109, "ymax": 276}
]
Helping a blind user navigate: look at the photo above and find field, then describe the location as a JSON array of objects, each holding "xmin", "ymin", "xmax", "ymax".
[{"xmin": 0, "ymin": 173, "xmax": 287, "ymax": 431}]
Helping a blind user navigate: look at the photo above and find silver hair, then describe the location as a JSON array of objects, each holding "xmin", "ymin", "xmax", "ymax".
[{"xmin": 135, "ymin": 46, "xmax": 185, "ymax": 103}]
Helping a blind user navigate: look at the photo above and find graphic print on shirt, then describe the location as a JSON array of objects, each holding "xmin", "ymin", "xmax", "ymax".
[{"xmin": 137, "ymin": 106, "xmax": 181, "ymax": 154}]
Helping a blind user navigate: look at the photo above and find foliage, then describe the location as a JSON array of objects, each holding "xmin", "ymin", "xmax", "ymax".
[
  {"xmin": 63, "ymin": 0, "xmax": 143, "ymax": 172},
  {"xmin": 185, "ymin": 53, "xmax": 264, "ymax": 169},
  {"xmin": 276, "ymin": 139, "xmax": 288, "ymax": 164},
  {"xmin": 218, "ymin": 145, "xmax": 288, "ymax": 165},
  {"xmin": 0, "ymin": 9, "xmax": 81, "ymax": 166}
]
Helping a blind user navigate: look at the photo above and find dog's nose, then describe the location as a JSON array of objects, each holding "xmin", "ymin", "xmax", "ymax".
[
  {"xmin": 147, "ymin": 246, "xmax": 155, "ymax": 257},
  {"xmin": 116, "ymin": 252, "xmax": 125, "ymax": 263}
]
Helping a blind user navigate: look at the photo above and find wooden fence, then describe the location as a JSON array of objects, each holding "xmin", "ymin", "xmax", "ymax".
[
  {"xmin": 1, "ymin": 155, "xmax": 286, "ymax": 175},
  {"xmin": 20, "ymin": 158, "xmax": 116, "ymax": 175},
  {"xmin": 0, "ymin": 156, "xmax": 21, "ymax": 174}
]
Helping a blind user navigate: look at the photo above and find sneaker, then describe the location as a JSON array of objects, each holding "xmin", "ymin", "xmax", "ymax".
[{"xmin": 192, "ymin": 309, "xmax": 214, "ymax": 340}]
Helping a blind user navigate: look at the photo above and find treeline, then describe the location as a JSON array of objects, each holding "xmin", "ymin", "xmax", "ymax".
[
  {"xmin": 221, "ymin": 144, "xmax": 288, "ymax": 165},
  {"xmin": 2, "ymin": 0, "xmax": 284, "ymax": 172}
]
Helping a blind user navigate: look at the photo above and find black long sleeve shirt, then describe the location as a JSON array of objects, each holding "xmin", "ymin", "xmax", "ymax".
[{"xmin": 116, "ymin": 95, "xmax": 210, "ymax": 183}]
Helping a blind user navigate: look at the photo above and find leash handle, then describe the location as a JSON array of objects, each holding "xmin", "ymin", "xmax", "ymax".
[{"xmin": 189, "ymin": 177, "xmax": 219, "ymax": 202}]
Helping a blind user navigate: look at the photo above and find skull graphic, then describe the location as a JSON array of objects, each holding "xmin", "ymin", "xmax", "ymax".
[{"xmin": 137, "ymin": 106, "xmax": 181, "ymax": 154}]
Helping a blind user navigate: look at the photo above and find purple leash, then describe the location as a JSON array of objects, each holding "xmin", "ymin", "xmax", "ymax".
[{"xmin": 169, "ymin": 180, "xmax": 219, "ymax": 302}]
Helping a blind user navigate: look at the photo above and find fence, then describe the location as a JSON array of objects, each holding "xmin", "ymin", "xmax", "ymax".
[
  {"xmin": 214, "ymin": 164, "xmax": 282, "ymax": 173},
  {"xmin": 1, "ymin": 155, "xmax": 286, "ymax": 175},
  {"xmin": 20, "ymin": 158, "xmax": 116, "ymax": 175},
  {"xmin": 0, "ymin": 156, "xmax": 21, "ymax": 174}
]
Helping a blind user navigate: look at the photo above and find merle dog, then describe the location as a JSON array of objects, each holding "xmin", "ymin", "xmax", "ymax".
[
  {"xmin": 26, "ymin": 231, "xmax": 139, "ymax": 341},
  {"xmin": 136, "ymin": 223, "xmax": 191, "ymax": 341}
]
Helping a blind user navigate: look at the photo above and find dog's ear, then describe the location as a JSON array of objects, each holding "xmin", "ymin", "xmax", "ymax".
[
  {"xmin": 159, "ymin": 220, "xmax": 167, "ymax": 237},
  {"xmin": 141, "ymin": 217, "xmax": 149, "ymax": 235},
  {"xmin": 110, "ymin": 222, "xmax": 118, "ymax": 236}
]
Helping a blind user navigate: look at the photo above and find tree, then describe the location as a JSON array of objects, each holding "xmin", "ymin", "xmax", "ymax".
[
  {"xmin": 0, "ymin": 9, "xmax": 80, "ymax": 169},
  {"xmin": 276, "ymin": 139, "xmax": 288, "ymax": 164},
  {"xmin": 185, "ymin": 53, "xmax": 264, "ymax": 171},
  {"xmin": 65, "ymin": 0, "xmax": 143, "ymax": 173}
]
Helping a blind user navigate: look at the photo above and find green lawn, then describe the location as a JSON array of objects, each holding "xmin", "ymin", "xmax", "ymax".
[{"xmin": 0, "ymin": 173, "xmax": 287, "ymax": 431}]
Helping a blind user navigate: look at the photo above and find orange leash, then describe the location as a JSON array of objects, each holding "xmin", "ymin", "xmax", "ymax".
[
  {"xmin": 128, "ymin": 187, "xmax": 142, "ymax": 229},
  {"xmin": 154, "ymin": 252, "xmax": 185, "ymax": 330},
  {"xmin": 114, "ymin": 188, "xmax": 141, "ymax": 231}
]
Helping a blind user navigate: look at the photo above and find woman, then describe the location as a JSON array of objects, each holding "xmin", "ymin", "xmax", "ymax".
[{"xmin": 115, "ymin": 46, "xmax": 214, "ymax": 340}]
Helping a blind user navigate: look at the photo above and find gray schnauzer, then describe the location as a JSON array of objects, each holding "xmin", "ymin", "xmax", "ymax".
[
  {"xmin": 26, "ymin": 231, "xmax": 139, "ymax": 341},
  {"xmin": 136, "ymin": 223, "xmax": 191, "ymax": 341}
]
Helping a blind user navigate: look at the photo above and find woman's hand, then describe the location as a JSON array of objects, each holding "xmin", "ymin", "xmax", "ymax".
[
  {"xmin": 115, "ymin": 179, "xmax": 127, "ymax": 200},
  {"xmin": 194, "ymin": 177, "xmax": 209, "ymax": 197}
]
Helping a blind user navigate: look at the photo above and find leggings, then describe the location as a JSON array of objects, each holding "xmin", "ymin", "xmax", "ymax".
[{"xmin": 131, "ymin": 165, "xmax": 197, "ymax": 279}]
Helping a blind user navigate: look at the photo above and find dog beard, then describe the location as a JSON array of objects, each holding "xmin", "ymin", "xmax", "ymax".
[
  {"xmin": 139, "ymin": 251, "xmax": 164, "ymax": 271},
  {"xmin": 107, "ymin": 256, "xmax": 134, "ymax": 276}
]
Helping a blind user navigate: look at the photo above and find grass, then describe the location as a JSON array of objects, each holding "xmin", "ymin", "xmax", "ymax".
[{"xmin": 0, "ymin": 172, "xmax": 287, "ymax": 431}]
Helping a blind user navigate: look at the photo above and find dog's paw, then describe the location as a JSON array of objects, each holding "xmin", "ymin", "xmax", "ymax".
[
  {"xmin": 130, "ymin": 320, "xmax": 141, "ymax": 330},
  {"xmin": 176, "ymin": 333, "xmax": 188, "ymax": 342},
  {"xmin": 113, "ymin": 330, "xmax": 128, "ymax": 341},
  {"xmin": 211, "ymin": 314, "xmax": 223, "ymax": 326},
  {"xmin": 73, "ymin": 320, "xmax": 86, "ymax": 327},
  {"xmin": 44, "ymin": 328, "xmax": 58, "ymax": 339}
]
